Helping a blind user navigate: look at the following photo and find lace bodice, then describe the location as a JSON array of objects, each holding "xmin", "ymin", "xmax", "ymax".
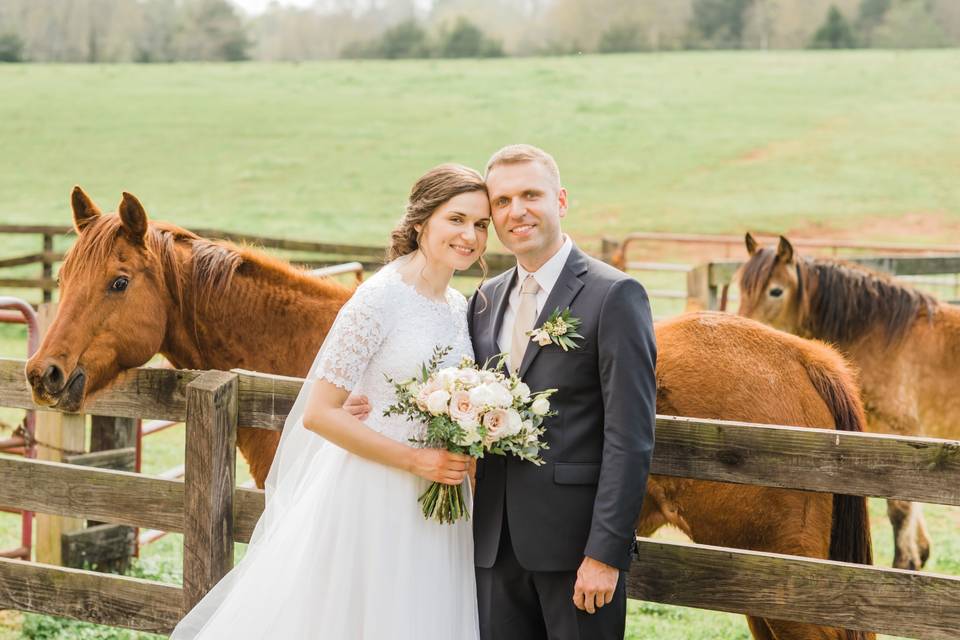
[{"xmin": 314, "ymin": 262, "xmax": 473, "ymax": 442}]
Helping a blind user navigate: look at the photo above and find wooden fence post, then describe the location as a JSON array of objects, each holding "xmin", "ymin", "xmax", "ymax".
[
  {"xmin": 686, "ymin": 263, "xmax": 718, "ymax": 311},
  {"xmin": 41, "ymin": 233, "xmax": 53, "ymax": 303},
  {"xmin": 182, "ymin": 371, "xmax": 238, "ymax": 613},
  {"xmin": 33, "ymin": 303, "xmax": 86, "ymax": 565}
]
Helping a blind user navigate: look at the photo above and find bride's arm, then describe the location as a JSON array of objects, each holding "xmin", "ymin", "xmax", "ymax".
[{"xmin": 303, "ymin": 380, "xmax": 470, "ymax": 485}]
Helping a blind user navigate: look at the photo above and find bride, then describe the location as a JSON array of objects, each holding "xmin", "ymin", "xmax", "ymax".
[{"xmin": 171, "ymin": 164, "xmax": 490, "ymax": 639}]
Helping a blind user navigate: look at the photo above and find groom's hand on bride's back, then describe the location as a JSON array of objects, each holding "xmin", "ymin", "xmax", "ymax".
[{"xmin": 343, "ymin": 394, "xmax": 372, "ymax": 420}]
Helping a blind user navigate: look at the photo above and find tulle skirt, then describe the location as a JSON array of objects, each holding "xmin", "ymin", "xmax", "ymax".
[{"xmin": 171, "ymin": 445, "xmax": 479, "ymax": 639}]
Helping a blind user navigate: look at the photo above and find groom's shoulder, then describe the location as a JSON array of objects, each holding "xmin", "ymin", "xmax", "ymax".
[{"xmin": 580, "ymin": 251, "xmax": 634, "ymax": 288}]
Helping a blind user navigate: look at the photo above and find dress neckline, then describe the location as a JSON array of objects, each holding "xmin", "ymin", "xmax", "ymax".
[{"xmin": 385, "ymin": 267, "xmax": 454, "ymax": 310}]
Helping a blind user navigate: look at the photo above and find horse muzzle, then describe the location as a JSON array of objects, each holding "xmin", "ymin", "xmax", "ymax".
[{"xmin": 26, "ymin": 362, "xmax": 87, "ymax": 413}]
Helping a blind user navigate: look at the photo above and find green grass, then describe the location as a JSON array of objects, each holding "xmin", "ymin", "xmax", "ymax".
[{"xmin": 1, "ymin": 51, "xmax": 959, "ymax": 637}]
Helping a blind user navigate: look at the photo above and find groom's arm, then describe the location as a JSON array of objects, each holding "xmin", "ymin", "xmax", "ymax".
[{"xmin": 584, "ymin": 277, "xmax": 657, "ymax": 571}]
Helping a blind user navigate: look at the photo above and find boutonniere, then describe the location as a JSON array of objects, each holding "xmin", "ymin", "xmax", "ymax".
[{"xmin": 527, "ymin": 308, "xmax": 583, "ymax": 351}]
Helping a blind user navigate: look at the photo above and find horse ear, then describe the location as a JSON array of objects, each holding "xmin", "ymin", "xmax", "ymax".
[
  {"xmin": 118, "ymin": 192, "xmax": 148, "ymax": 244},
  {"xmin": 71, "ymin": 186, "xmax": 102, "ymax": 233},
  {"xmin": 776, "ymin": 236, "xmax": 794, "ymax": 263},
  {"xmin": 745, "ymin": 232, "xmax": 758, "ymax": 256}
]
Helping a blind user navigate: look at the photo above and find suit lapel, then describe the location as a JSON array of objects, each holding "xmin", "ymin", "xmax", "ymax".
[
  {"xmin": 484, "ymin": 268, "xmax": 516, "ymax": 369},
  {"xmin": 517, "ymin": 246, "xmax": 588, "ymax": 379}
]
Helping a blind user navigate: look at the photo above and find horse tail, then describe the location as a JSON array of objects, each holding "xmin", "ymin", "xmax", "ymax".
[
  {"xmin": 803, "ymin": 349, "xmax": 874, "ymax": 640},
  {"xmin": 802, "ymin": 348, "xmax": 874, "ymax": 565}
]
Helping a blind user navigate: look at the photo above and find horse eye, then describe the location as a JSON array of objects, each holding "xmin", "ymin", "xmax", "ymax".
[
  {"xmin": 769, "ymin": 287, "xmax": 783, "ymax": 298},
  {"xmin": 111, "ymin": 277, "xmax": 129, "ymax": 292}
]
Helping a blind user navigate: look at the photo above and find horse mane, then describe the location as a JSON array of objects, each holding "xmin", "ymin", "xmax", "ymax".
[
  {"xmin": 63, "ymin": 215, "xmax": 353, "ymax": 315},
  {"xmin": 742, "ymin": 247, "xmax": 936, "ymax": 347}
]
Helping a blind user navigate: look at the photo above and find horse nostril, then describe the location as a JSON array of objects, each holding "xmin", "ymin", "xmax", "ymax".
[{"xmin": 44, "ymin": 364, "xmax": 63, "ymax": 389}]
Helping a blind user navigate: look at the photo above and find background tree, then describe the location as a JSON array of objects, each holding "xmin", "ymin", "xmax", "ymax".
[
  {"xmin": 689, "ymin": 0, "xmax": 754, "ymax": 48},
  {"xmin": 436, "ymin": 17, "xmax": 503, "ymax": 57},
  {"xmin": 871, "ymin": 0, "xmax": 947, "ymax": 48},
  {"xmin": 0, "ymin": 32, "xmax": 25, "ymax": 62},
  {"xmin": 173, "ymin": 0, "xmax": 251, "ymax": 61},
  {"xmin": 809, "ymin": 5, "xmax": 857, "ymax": 48}
]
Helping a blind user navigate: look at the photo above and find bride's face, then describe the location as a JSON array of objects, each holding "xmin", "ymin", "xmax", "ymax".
[{"xmin": 417, "ymin": 191, "xmax": 490, "ymax": 271}]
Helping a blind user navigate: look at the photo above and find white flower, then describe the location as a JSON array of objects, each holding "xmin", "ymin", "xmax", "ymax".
[
  {"xmin": 469, "ymin": 384, "xmax": 498, "ymax": 408},
  {"xmin": 503, "ymin": 409, "xmax": 523, "ymax": 437},
  {"xmin": 449, "ymin": 390, "xmax": 479, "ymax": 428},
  {"xmin": 511, "ymin": 382, "xmax": 531, "ymax": 402},
  {"xmin": 426, "ymin": 389, "xmax": 451, "ymax": 416},
  {"xmin": 456, "ymin": 368, "xmax": 481, "ymax": 387},
  {"xmin": 521, "ymin": 419, "xmax": 533, "ymax": 433},
  {"xmin": 416, "ymin": 378, "xmax": 442, "ymax": 410},
  {"xmin": 480, "ymin": 370, "xmax": 499, "ymax": 384},
  {"xmin": 553, "ymin": 319, "xmax": 568, "ymax": 334},
  {"xmin": 531, "ymin": 329, "xmax": 552, "ymax": 346},
  {"xmin": 459, "ymin": 422, "xmax": 483, "ymax": 446},
  {"xmin": 531, "ymin": 396, "xmax": 550, "ymax": 416},
  {"xmin": 488, "ymin": 382, "xmax": 514, "ymax": 408},
  {"xmin": 436, "ymin": 367, "xmax": 459, "ymax": 391}
]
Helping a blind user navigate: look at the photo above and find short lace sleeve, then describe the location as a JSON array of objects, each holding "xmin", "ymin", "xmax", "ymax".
[{"xmin": 312, "ymin": 282, "xmax": 389, "ymax": 392}]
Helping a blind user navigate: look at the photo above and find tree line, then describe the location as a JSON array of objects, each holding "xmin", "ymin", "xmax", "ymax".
[{"xmin": 0, "ymin": 0, "xmax": 957, "ymax": 63}]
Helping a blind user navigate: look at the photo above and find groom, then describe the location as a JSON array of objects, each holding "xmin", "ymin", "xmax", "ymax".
[{"xmin": 470, "ymin": 144, "xmax": 656, "ymax": 640}]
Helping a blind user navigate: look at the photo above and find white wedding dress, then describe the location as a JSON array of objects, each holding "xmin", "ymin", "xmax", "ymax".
[{"xmin": 171, "ymin": 258, "xmax": 479, "ymax": 639}]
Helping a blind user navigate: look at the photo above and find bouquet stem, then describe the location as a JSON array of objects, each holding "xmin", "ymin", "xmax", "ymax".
[{"xmin": 418, "ymin": 481, "xmax": 468, "ymax": 524}]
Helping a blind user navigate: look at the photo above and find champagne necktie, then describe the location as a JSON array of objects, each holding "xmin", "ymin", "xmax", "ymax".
[{"xmin": 510, "ymin": 275, "xmax": 541, "ymax": 373}]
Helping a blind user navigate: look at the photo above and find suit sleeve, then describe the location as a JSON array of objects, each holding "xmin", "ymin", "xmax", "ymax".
[{"xmin": 584, "ymin": 278, "xmax": 657, "ymax": 571}]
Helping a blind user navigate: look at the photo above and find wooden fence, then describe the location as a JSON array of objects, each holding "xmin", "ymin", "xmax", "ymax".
[
  {"xmin": 687, "ymin": 254, "xmax": 960, "ymax": 311},
  {"xmin": 2, "ymin": 358, "xmax": 960, "ymax": 637}
]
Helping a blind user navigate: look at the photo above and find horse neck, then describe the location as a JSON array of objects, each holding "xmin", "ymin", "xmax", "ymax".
[{"xmin": 159, "ymin": 250, "xmax": 352, "ymax": 377}]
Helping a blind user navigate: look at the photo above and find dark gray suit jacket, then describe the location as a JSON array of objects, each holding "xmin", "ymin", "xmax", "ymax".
[{"xmin": 468, "ymin": 244, "xmax": 656, "ymax": 573}]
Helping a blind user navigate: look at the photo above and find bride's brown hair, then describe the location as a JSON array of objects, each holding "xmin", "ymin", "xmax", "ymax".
[{"xmin": 387, "ymin": 164, "xmax": 488, "ymax": 271}]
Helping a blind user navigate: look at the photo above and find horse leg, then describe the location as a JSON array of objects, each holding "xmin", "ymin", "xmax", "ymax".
[
  {"xmin": 758, "ymin": 619, "xmax": 873, "ymax": 640},
  {"xmin": 887, "ymin": 500, "xmax": 930, "ymax": 569},
  {"xmin": 747, "ymin": 617, "xmax": 776, "ymax": 640}
]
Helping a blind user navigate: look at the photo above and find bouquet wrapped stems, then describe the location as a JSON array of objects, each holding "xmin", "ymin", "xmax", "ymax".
[{"xmin": 419, "ymin": 480, "xmax": 468, "ymax": 524}]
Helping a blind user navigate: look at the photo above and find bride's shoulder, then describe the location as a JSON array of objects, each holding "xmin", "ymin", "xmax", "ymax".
[{"xmin": 341, "ymin": 268, "xmax": 397, "ymax": 314}]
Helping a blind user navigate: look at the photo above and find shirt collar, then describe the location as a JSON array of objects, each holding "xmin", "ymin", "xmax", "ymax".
[{"xmin": 516, "ymin": 235, "xmax": 573, "ymax": 295}]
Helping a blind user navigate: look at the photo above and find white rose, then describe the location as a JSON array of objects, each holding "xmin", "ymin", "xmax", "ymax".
[
  {"xmin": 456, "ymin": 368, "xmax": 481, "ymax": 387},
  {"xmin": 426, "ymin": 389, "xmax": 451, "ymax": 416},
  {"xmin": 531, "ymin": 396, "xmax": 550, "ymax": 416},
  {"xmin": 449, "ymin": 390, "xmax": 479, "ymax": 427},
  {"xmin": 469, "ymin": 384, "xmax": 498, "ymax": 408},
  {"xmin": 511, "ymin": 382, "xmax": 531, "ymax": 402},
  {"xmin": 480, "ymin": 370, "xmax": 499, "ymax": 384},
  {"xmin": 489, "ymin": 383, "xmax": 514, "ymax": 408},
  {"xmin": 503, "ymin": 409, "xmax": 523, "ymax": 437},
  {"xmin": 436, "ymin": 368, "xmax": 458, "ymax": 391},
  {"xmin": 415, "ymin": 378, "xmax": 441, "ymax": 410}
]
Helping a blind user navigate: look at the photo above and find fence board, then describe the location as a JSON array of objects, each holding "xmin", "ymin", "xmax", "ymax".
[
  {"xmin": 652, "ymin": 416, "xmax": 960, "ymax": 506},
  {"xmin": 0, "ymin": 557, "xmax": 182, "ymax": 633},
  {"xmin": 630, "ymin": 539, "xmax": 960, "ymax": 640},
  {"xmin": 183, "ymin": 371, "xmax": 238, "ymax": 611},
  {"xmin": 708, "ymin": 255, "xmax": 960, "ymax": 288}
]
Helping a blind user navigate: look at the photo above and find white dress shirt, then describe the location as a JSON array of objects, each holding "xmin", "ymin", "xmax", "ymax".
[{"xmin": 497, "ymin": 235, "xmax": 574, "ymax": 357}]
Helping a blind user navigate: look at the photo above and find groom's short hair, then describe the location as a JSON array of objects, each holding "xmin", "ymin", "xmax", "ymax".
[{"xmin": 485, "ymin": 144, "xmax": 561, "ymax": 190}]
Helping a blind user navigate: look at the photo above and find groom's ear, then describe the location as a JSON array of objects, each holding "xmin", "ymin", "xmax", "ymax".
[{"xmin": 557, "ymin": 187, "xmax": 568, "ymax": 219}]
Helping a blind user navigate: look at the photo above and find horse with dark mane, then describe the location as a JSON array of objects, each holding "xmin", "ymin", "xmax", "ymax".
[
  {"xmin": 739, "ymin": 233, "xmax": 960, "ymax": 570},
  {"xmin": 25, "ymin": 189, "xmax": 874, "ymax": 640}
]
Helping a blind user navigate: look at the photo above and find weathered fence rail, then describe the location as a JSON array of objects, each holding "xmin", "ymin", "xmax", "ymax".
[{"xmin": 2, "ymin": 357, "xmax": 960, "ymax": 638}]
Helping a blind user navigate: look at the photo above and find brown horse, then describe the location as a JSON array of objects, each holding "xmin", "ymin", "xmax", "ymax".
[
  {"xmin": 738, "ymin": 233, "xmax": 960, "ymax": 571},
  {"xmin": 26, "ymin": 189, "xmax": 873, "ymax": 640}
]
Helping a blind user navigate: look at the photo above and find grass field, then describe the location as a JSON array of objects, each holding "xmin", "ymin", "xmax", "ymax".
[{"xmin": 1, "ymin": 51, "xmax": 959, "ymax": 638}]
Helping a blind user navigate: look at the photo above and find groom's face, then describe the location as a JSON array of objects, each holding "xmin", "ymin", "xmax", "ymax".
[{"xmin": 486, "ymin": 161, "xmax": 567, "ymax": 268}]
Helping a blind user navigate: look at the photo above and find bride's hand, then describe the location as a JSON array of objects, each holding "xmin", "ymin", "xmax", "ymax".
[
  {"xmin": 409, "ymin": 449, "xmax": 472, "ymax": 485},
  {"xmin": 342, "ymin": 394, "xmax": 371, "ymax": 421}
]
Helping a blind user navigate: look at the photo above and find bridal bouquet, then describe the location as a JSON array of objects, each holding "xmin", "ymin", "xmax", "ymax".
[{"xmin": 383, "ymin": 346, "xmax": 555, "ymax": 524}]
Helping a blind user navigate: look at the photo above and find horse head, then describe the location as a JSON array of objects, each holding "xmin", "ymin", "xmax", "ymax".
[
  {"xmin": 25, "ymin": 187, "xmax": 174, "ymax": 412},
  {"xmin": 737, "ymin": 232, "xmax": 805, "ymax": 334}
]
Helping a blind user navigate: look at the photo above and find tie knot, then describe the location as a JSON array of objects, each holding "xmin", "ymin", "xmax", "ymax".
[{"xmin": 520, "ymin": 275, "xmax": 540, "ymax": 295}]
